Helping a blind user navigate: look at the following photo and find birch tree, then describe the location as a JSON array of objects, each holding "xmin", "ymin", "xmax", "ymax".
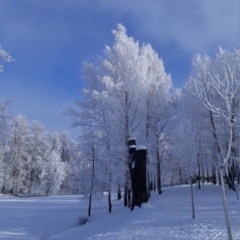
[
  {"xmin": 101, "ymin": 24, "xmax": 144, "ymax": 207},
  {"xmin": 171, "ymin": 96, "xmax": 199, "ymax": 219},
  {"xmin": 192, "ymin": 47, "xmax": 240, "ymax": 240},
  {"xmin": 67, "ymin": 64, "xmax": 115, "ymax": 212},
  {"xmin": 138, "ymin": 43, "xmax": 172, "ymax": 195}
]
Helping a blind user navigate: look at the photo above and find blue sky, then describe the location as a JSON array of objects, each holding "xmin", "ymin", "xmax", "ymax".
[{"xmin": 0, "ymin": 0, "xmax": 239, "ymax": 139}]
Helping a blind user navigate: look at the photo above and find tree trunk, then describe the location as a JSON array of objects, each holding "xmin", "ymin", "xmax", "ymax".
[
  {"xmin": 108, "ymin": 150, "xmax": 112, "ymax": 213},
  {"xmin": 124, "ymin": 180, "xmax": 131, "ymax": 208},
  {"xmin": 220, "ymin": 168, "xmax": 233, "ymax": 240},
  {"xmin": 88, "ymin": 191, "xmax": 92, "ymax": 217},
  {"xmin": 157, "ymin": 159, "xmax": 162, "ymax": 194},
  {"xmin": 127, "ymin": 189, "xmax": 131, "ymax": 208},
  {"xmin": 234, "ymin": 170, "xmax": 239, "ymax": 200},
  {"xmin": 108, "ymin": 169, "xmax": 112, "ymax": 213},
  {"xmin": 117, "ymin": 184, "xmax": 121, "ymax": 200},
  {"xmin": 206, "ymin": 168, "xmax": 210, "ymax": 182},
  {"xmin": 108, "ymin": 190, "xmax": 112, "ymax": 213},
  {"xmin": 212, "ymin": 166, "xmax": 217, "ymax": 185},
  {"xmin": 2, "ymin": 163, "xmax": 7, "ymax": 193},
  {"xmin": 156, "ymin": 144, "xmax": 162, "ymax": 194},
  {"xmin": 171, "ymin": 176, "xmax": 173, "ymax": 187},
  {"xmin": 124, "ymin": 91, "xmax": 131, "ymax": 208},
  {"xmin": 145, "ymin": 100, "xmax": 151, "ymax": 199},
  {"xmin": 226, "ymin": 166, "xmax": 236, "ymax": 191},
  {"xmin": 179, "ymin": 168, "xmax": 183, "ymax": 184},
  {"xmin": 197, "ymin": 154, "xmax": 201, "ymax": 190},
  {"xmin": 124, "ymin": 183, "xmax": 128, "ymax": 207},
  {"xmin": 88, "ymin": 144, "xmax": 95, "ymax": 217},
  {"xmin": 190, "ymin": 177, "xmax": 195, "ymax": 219},
  {"xmin": 201, "ymin": 163, "xmax": 205, "ymax": 192},
  {"xmin": 128, "ymin": 139, "xmax": 136, "ymax": 210},
  {"xmin": 146, "ymin": 170, "xmax": 151, "ymax": 198}
]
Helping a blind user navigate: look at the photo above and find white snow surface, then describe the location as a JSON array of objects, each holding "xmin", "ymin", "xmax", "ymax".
[
  {"xmin": 1, "ymin": 184, "xmax": 240, "ymax": 240},
  {"xmin": 129, "ymin": 145, "xmax": 136, "ymax": 149}
]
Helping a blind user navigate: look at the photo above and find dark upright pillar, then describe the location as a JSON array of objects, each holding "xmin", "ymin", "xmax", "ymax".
[{"xmin": 135, "ymin": 147, "xmax": 148, "ymax": 205}]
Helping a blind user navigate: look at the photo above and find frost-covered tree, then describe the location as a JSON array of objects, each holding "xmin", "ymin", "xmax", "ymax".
[
  {"xmin": 40, "ymin": 133, "xmax": 66, "ymax": 195},
  {"xmin": 27, "ymin": 120, "xmax": 49, "ymax": 195},
  {"xmin": 60, "ymin": 131, "xmax": 71, "ymax": 162},
  {"xmin": 100, "ymin": 24, "xmax": 146, "ymax": 207},
  {"xmin": 67, "ymin": 24, "xmax": 174, "ymax": 211},
  {"xmin": 66, "ymin": 65, "xmax": 115, "ymax": 211},
  {"xmin": 189, "ymin": 53, "xmax": 222, "ymax": 184},
  {"xmin": 172, "ymin": 105, "xmax": 199, "ymax": 219},
  {"xmin": 59, "ymin": 132, "xmax": 80, "ymax": 194},
  {"xmin": 67, "ymin": 24, "xmax": 142, "ymax": 208},
  {"xmin": 9, "ymin": 115, "xmax": 30, "ymax": 195},
  {"xmin": 137, "ymin": 43, "xmax": 172, "ymax": 195},
  {"xmin": 190, "ymin": 47, "xmax": 240, "ymax": 240},
  {"xmin": 0, "ymin": 99, "xmax": 12, "ymax": 193},
  {"xmin": 82, "ymin": 71, "xmax": 116, "ymax": 212}
]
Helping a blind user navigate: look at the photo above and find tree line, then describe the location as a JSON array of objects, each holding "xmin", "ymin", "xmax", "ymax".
[{"xmin": 0, "ymin": 102, "xmax": 81, "ymax": 196}]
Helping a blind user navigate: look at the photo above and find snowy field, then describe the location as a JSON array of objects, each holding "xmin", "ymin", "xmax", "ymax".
[{"xmin": 0, "ymin": 184, "xmax": 240, "ymax": 240}]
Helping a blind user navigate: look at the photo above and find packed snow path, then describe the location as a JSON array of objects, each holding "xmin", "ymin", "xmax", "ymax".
[{"xmin": 0, "ymin": 184, "xmax": 240, "ymax": 239}]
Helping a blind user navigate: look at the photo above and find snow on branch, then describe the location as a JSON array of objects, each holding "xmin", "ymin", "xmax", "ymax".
[{"xmin": 0, "ymin": 45, "xmax": 14, "ymax": 72}]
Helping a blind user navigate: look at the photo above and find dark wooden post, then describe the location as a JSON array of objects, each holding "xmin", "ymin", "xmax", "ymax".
[
  {"xmin": 129, "ymin": 140, "xmax": 148, "ymax": 210},
  {"xmin": 135, "ymin": 147, "xmax": 148, "ymax": 205}
]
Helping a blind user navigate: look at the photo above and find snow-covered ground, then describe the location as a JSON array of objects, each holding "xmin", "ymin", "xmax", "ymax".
[{"xmin": 0, "ymin": 184, "xmax": 240, "ymax": 240}]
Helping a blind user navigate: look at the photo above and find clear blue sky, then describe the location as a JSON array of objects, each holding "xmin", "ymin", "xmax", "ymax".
[{"xmin": 0, "ymin": 0, "xmax": 239, "ymax": 139}]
